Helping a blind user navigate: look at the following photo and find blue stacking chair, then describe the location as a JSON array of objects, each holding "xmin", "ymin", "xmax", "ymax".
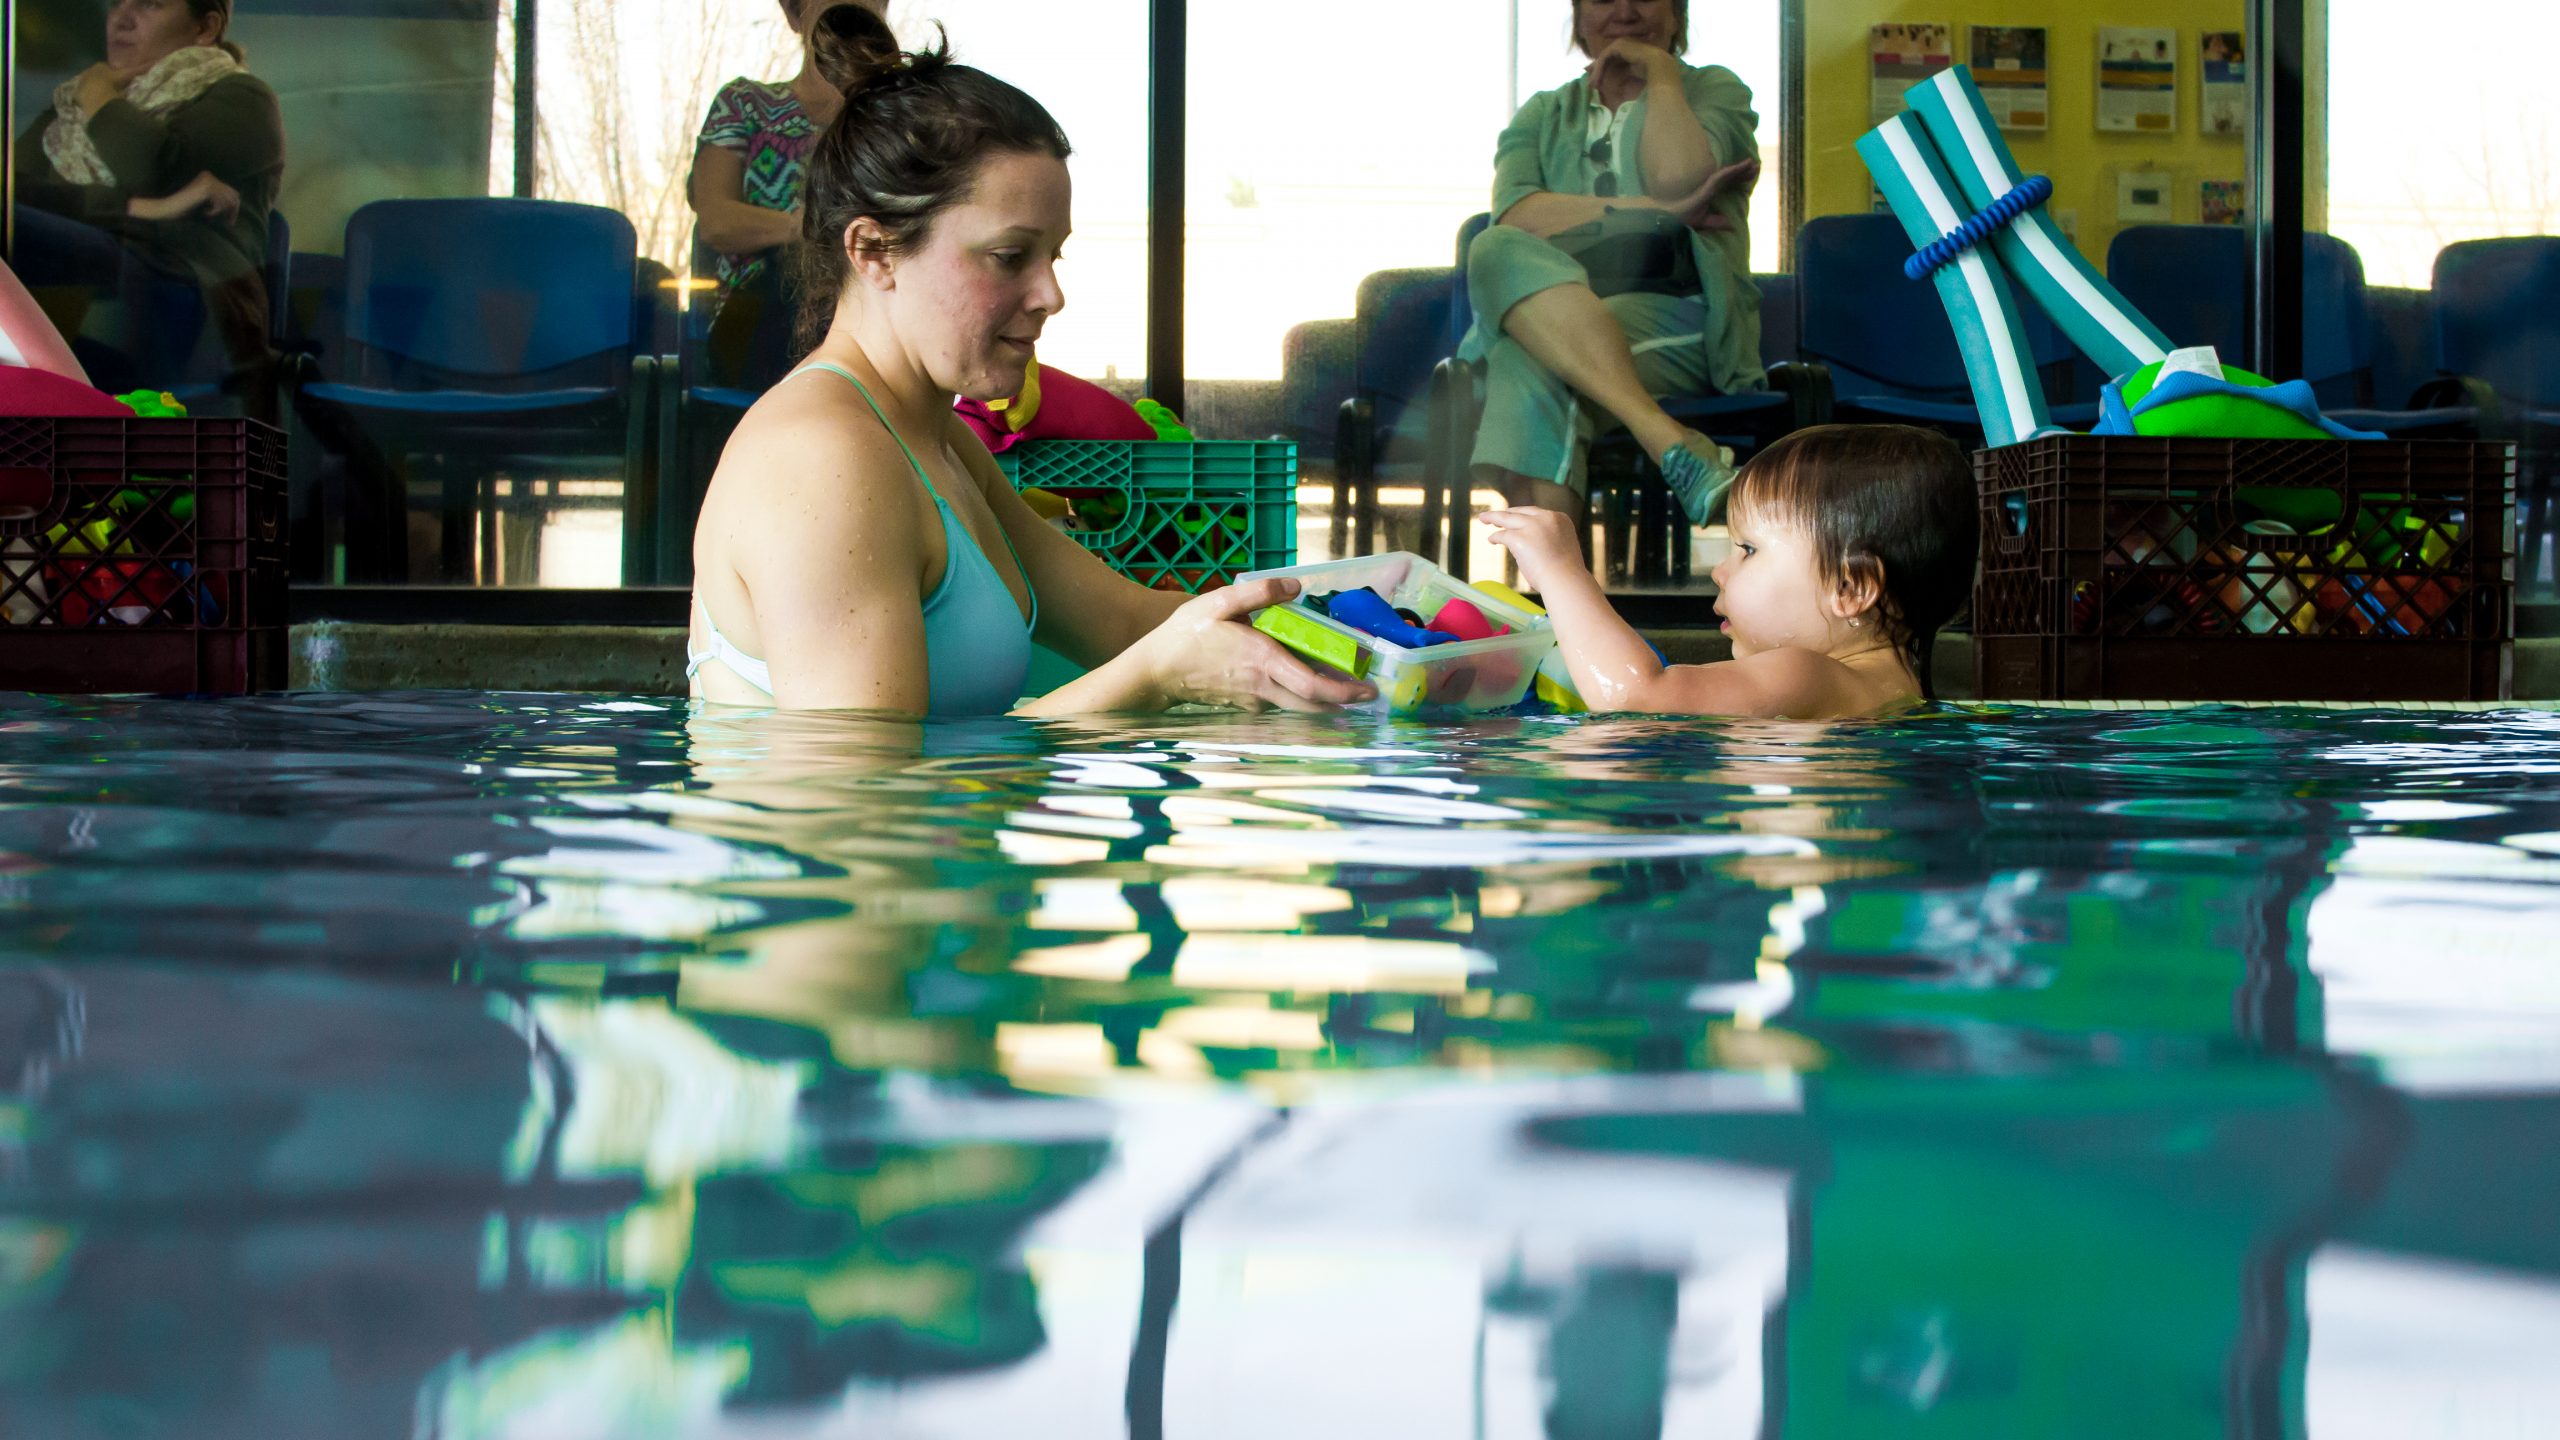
[
  {"xmin": 2432, "ymin": 237, "xmax": 2560, "ymax": 424},
  {"xmin": 2104, "ymin": 224, "xmax": 2471, "ymax": 435},
  {"xmin": 1797, "ymin": 212, "xmax": 2083, "ymax": 441},
  {"xmin": 647, "ymin": 237, "xmax": 799, "ymax": 585},
  {"xmin": 1421, "ymin": 216, "xmax": 1829, "ymax": 585},
  {"xmin": 1334, "ymin": 261, "xmax": 1474, "ymax": 559},
  {"xmin": 2433, "ymin": 236, "xmax": 2560, "ymax": 588},
  {"xmin": 293, "ymin": 199, "xmax": 656, "ymax": 583}
]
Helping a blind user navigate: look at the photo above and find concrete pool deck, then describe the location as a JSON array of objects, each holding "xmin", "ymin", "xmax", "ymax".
[{"xmin": 287, "ymin": 623, "xmax": 2560, "ymax": 703}]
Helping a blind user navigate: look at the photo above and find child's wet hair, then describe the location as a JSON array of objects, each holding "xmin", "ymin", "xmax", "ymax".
[
  {"xmin": 793, "ymin": 15, "xmax": 1073, "ymax": 350},
  {"xmin": 1727, "ymin": 424, "xmax": 1978, "ymax": 699}
]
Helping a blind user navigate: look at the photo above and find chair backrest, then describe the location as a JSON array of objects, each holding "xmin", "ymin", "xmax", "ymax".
[
  {"xmin": 2108, "ymin": 224, "xmax": 2247, "ymax": 364},
  {"xmin": 2110, "ymin": 223, "xmax": 2372, "ymax": 397},
  {"xmin": 1754, "ymin": 272, "xmax": 1798, "ymax": 367},
  {"xmin": 1798, "ymin": 213, "xmax": 2013, "ymax": 398},
  {"xmin": 1352, "ymin": 265, "xmax": 1464, "ymax": 421},
  {"xmin": 2433, "ymin": 236, "xmax": 2560, "ymax": 407},
  {"xmin": 339, "ymin": 197, "xmax": 639, "ymax": 390}
]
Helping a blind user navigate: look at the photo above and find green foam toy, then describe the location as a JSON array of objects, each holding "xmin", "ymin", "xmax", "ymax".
[
  {"xmin": 2113, "ymin": 360, "xmax": 2346, "ymax": 533},
  {"xmin": 1134, "ymin": 398, "xmax": 1193, "ymax": 442}
]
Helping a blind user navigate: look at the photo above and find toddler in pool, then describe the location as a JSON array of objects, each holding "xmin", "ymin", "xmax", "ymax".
[{"xmin": 1480, "ymin": 424, "xmax": 1977, "ymax": 719}]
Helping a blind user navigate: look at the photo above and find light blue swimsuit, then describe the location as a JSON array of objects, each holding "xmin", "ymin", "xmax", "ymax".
[{"xmin": 688, "ymin": 362, "xmax": 1038, "ymax": 715}]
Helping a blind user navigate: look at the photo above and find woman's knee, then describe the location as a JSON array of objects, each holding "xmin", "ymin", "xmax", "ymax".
[{"xmin": 1466, "ymin": 225, "xmax": 1585, "ymax": 328}]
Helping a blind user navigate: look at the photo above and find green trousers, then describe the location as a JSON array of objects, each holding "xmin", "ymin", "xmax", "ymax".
[{"xmin": 1463, "ymin": 224, "xmax": 1717, "ymax": 499}]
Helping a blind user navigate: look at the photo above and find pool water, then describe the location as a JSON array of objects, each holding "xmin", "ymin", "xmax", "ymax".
[{"xmin": 3, "ymin": 692, "xmax": 2557, "ymax": 1437}]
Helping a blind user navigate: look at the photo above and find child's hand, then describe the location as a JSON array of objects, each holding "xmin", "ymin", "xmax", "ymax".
[{"xmin": 1479, "ymin": 507, "xmax": 1583, "ymax": 594}]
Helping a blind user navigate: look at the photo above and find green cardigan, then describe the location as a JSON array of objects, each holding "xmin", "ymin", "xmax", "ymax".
[
  {"xmin": 14, "ymin": 71, "xmax": 285, "ymax": 290},
  {"xmin": 1463, "ymin": 64, "xmax": 1764, "ymax": 397}
]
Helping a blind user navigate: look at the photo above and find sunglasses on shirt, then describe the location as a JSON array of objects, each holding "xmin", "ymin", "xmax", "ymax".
[{"xmin": 1589, "ymin": 136, "xmax": 1618, "ymax": 198}]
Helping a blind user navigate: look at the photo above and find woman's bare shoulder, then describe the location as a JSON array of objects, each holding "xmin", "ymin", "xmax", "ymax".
[{"xmin": 698, "ymin": 374, "xmax": 922, "ymax": 552}]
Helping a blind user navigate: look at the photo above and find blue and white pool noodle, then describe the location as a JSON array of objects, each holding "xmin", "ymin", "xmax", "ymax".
[
  {"xmin": 1857, "ymin": 115, "xmax": 2050, "ymax": 448},
  {"xmin": 1905, "ymin": 69, "xmax": 2171, "ymax": 380},
  {"xmin": 1860, "ymin": 66, "xmax": 2177, "ymax": 444}
]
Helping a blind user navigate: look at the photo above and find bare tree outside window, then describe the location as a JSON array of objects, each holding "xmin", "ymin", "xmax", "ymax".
[{"xmin": 492, "ymin": 0, "xmax": 802, "ymax": 273}]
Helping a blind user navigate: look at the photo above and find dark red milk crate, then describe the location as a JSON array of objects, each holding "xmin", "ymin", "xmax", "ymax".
[
  {"xmin": 1972, "ymin": 436, "xmax": 2513, "ymax": 701},
  {"xmin": 0, "ymin": 417, "xmax": 287, "ymax": 694}
]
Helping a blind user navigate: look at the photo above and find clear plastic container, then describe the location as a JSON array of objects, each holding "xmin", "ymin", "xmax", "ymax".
[{"xmin": 1240, "ymin": 552, "xmax": 1558, "ymax": 714}]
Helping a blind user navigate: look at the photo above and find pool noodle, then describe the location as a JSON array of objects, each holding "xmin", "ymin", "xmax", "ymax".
[
  {"xmin": 1905, "ymin": 68, "xmax": 2172, "ymax": 380},
  {"xmin": 1856, "ymin": 115, "xmax": 2051, "ymax": 447}
]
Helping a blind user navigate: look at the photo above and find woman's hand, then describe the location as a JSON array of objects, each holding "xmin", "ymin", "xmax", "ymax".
[
  {"xmin": 1588, "ymin": 39, "xmax": 1679, "ymax": 102},
  {"xmin": 1667, "ymin": 158, "xmax": 1760, "ymax": 232},
  {"xmin": 1479, "ymin": 507, "xmax": 1586, "ymax": 597},
  {"xmin": 1126, "ymin": 577, "xmax": 1377, "ymax": 712},
  {"xmin": 127, "ymin": 171, "xmax": 240, "ymax": 224},
  {"xmin": 73, "ymin": 63, "xmax": 133, "ymax": 116}
]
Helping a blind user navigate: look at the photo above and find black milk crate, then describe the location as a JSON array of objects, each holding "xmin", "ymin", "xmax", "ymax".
[
  {"xmin": 0, "ymin": 416, "xmax": 287, "ymax": 694},
  {"xmin": 1972, "ymin": 436, "xmax": 2513, "ymax": 702}
]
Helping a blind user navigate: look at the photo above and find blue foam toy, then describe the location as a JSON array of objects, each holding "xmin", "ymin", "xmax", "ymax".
[{"xmin": 1326, "ymin": 587, "xmax": 1458, "ymax": 649}]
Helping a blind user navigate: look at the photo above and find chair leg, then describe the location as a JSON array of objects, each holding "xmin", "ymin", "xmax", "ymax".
[
  {"xmin": 1635, "ymin": 482, "xmax": 1668, "ymax": 585},
  {"xmin": 1330, "ymin": 461, "xmax": 1351, "ymax": 561},
  {"xmin": 440, "ymin": 459, "xmax": 474, "ymax": 584},
  {"xmin": 1601, "ymin": 484, "xmax": 1632, "ymax": 589}
]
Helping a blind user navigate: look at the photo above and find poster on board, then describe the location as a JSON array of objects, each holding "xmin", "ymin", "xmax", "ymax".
[
  {"xmin": 2201, "ymin": 32, "xmax": 2247, "ymax": 137},
  {"xmin": 1871, "ymin": 23, "xmax": 1954, "ymax": 127},
  {"xmin": 2098, "ymin": 27, "xmax": 2178, "ymax": 134},
  {"xmin": 2202, "ymin": 179, "xmax": 2246, "ymax": 225},
  {"xmin": 1969, "ymin": 26, "xmax": 2049, "ymax": 132}
]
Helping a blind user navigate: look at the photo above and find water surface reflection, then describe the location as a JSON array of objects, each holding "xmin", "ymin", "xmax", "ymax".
[{"xmin": 2, "ymin": 693, "xmax": 2556, "ymax": 1435}]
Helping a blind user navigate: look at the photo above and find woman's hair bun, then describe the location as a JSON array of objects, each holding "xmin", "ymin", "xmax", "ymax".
[{"xmin": 808, "ymin": 7, "xmax": 941, "ymax": 101}]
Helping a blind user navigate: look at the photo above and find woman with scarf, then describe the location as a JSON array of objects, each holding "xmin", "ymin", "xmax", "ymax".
[{"xmin": 13, "ymin": 0, "xmax": 283, "ymax": 408}]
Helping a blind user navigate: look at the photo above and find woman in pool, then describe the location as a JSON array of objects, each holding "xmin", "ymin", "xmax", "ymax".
[
  {"xmin": 1480, "ymin": 424, "xmax": 1977, "ymax": 718},
  {"xmin": 687, "ymin": 29, "xmax": 1368, "ymax": 715},
  {"xmin": 1458, "ymin": 0, "xmax": 1766, "ymax": 530}
]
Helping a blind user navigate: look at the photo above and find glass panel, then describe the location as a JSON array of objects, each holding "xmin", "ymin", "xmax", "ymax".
[
  {"xmin": 11, "ymin": 0, "xmax": 529, "ymax": 587},
  {"xmin": 1226, "ymin": 1, "xmax": 1788, "ymax": 599},
  {"xmin": 2323, "ymin": 0, "xmax": 2560, "ymax": 595}
]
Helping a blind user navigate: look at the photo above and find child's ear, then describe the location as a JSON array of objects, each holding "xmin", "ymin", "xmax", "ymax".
[{"xmin": 1831, "ymin": 553, "xmax": 1886, "ymax": 623}]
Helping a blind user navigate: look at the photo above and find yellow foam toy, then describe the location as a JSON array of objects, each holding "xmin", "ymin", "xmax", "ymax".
[{"xmin": 1473, "ymin": 580, "xmax": 1587, "ymax": 714}]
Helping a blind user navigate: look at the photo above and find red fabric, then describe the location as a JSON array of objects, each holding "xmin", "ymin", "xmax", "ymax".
[
  {"xmin": 956, "ymin": 363, "xmax": 1156, "ymax": 454},
  {"xmin": 0, "ymin": 366, "xmax": 131, "ymax": 418},
  {"xmin": 0, "ymin": 257, "xmax": 89, "ymax": 385}
]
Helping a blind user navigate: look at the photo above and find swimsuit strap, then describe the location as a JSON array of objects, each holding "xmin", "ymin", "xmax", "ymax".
[{"xmin": 791, "ymin": 360, "xmax": 1040, "ymax": 630}]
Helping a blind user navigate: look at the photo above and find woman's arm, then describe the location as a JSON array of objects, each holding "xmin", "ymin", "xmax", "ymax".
[
  {"xmin": 1496, "ymin": 191, "xmax": 1668, "ymax": 237},
  {"xmin": 716, "ymin": 403, "xmax": 936, "ymax": 714},
  {"xmin": 949, "ymin": 425, "xmax": 1372, "ymax": 714},
  {"xmin": 688, "ymin": 145, "xmax": 803, "ymax": 256},
  {"xmin": 1628, "ymin": 55, "xmax": 1721, "ymax": 200},
  {"xmin": 950, "ymin": 423, "xmax": 1183, "ymax": 664}
]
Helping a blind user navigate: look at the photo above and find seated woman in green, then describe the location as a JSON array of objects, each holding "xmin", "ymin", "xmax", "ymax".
[
  {"xmin": 1460, "ymin": 0, "xmax": 1763, "ymax": 531},
  {"xmin": 13, "ymin": 0, "xmax": 283, "ymax": 399},
  {"xmin": 688, "ymin": 27, "xmax": 1368, "ymax": 716}
]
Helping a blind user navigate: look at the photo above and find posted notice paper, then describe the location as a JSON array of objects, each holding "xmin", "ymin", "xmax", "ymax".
[
  {"xmin": 2098, "ymin": 27, "xmax": 2178, "ymax": 134},
  {"xmin": 1970, "ymin": 26, "xmax": 2049, "ymax": 132}
]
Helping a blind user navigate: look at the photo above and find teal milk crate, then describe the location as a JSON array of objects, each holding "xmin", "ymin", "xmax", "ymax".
[{"xmin": 996, "ymin": 439, "xmax": 1296, "ymax": 592}]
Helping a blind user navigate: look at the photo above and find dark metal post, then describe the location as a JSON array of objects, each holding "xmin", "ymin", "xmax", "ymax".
[
  {"xmin": 2248, "ymin": 0, "xmax": 2305, "ymax": 379},
  {"xmin": 1779, "ymin": 0, "xmax": 1806, "ymax": 273},
  {"xmin": 4, "ymin": 0, "xmax": 17, "ymax": 261},
  {"xmin": 513, "ymin": 0, "xmax": 539, "ymax": 197},
  {"xmin": 1146, "ymin": 0, "xmax": 1184, "ymax": 415}
]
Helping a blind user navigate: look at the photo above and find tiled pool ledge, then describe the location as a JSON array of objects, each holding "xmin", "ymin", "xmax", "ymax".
[{"xmin": 288, "ymin": 621, "xmax": 2560, "ymax": 704}]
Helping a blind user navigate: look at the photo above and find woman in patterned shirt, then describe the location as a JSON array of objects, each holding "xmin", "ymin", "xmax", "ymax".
[
  {"xmin": 689, "ymin": 2, "xmax": 891, "ymax": 384},
  {"xmin": 688, "ymin": 0, "xmax": 891, "ymax": 296}
]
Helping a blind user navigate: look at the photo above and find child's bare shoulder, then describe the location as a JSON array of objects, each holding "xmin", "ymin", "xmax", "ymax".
[{"xmin": 1716, "ymin": 647, "xmax": 1880, "ymax": 719}]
